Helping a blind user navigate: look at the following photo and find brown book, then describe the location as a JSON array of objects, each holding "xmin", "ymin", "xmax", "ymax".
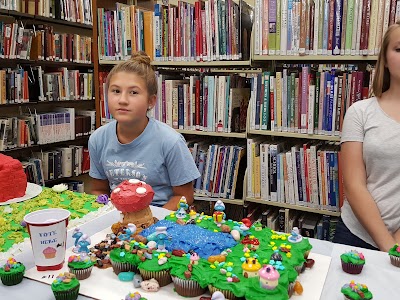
[{"xmin": 143, "ymin": 11, "xmax": 154, "ymax": 60}]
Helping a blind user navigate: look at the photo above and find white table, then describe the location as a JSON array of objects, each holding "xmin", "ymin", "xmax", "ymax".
[{"xmin": 2, "ymin": 206, "xmax": 399, "ymax": 300}]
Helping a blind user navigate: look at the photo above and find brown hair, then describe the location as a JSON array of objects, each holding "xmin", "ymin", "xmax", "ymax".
[
  {"xmin": 106, "ymin": 51, "xmax": 157, "ymax": 97},
  {"xmin": 372, "ymin": 20, "xmax": 400, "ymax": 97}
]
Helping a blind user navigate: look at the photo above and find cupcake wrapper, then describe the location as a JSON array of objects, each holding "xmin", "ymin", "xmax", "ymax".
[
  {"xmin": 390, "ymin": 255, "xmax": 400, "ymax": 267},
  {"xmin": 304, "ymin": 250, "xmax": 310, "ymax": 259},
  {"xmin": 139, "ymin": 269, "xmax": 172, "ymax": 287},
  {"xmin": 0, "ymin": 271, "xmax": 24, "ymax": 286},
  {"xmin": 110, "ymin": 260, "xmax": 137, "ymax": 275},
  {"xmin": 341, "ymin": 261, "xmax": 364, "ymax": 274},
  {"xmin": 53, "ymin": 284, "xmax": 80, "ymax": 300},
  {"xmin": 208, "ymin": 285, "xmax": 237, "ymax": 300},
  {"xmin": 171, "ymin": 276, "xmax": 206, "ymax": 297},
  {"xmin": 68, "ymin": 266, "xmax": 93, "ymax": 280},
  {"xmin": 288, "ymin": 282, "xmax": 295, "ymax": 298},
  {"xmin": 295, "ymin": 264, "xmax": 304, "ymax": 275}
]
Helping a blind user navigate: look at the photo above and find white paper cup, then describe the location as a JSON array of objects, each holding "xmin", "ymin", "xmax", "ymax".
[{"xmin": 24, "ymin": 208, "xmax": 70, "ymax": 271}]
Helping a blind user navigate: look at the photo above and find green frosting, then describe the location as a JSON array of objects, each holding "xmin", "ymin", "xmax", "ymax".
[
  {"xmin": 341, "ymin": 283, "xmax": 373, "ymax": 300},
  {"xmin": 137, "ymin": 253, "xmax": 171, "ymax": 272},
  {"xmin": 109, "ymin": 247, "xmax": 142, "ymax": 266},
  {"xmin": 0, "ymin": 263, "xmax": 25, "ymax": 275},
  {"xmin": 154, "ymin": 213, "xmax": 312, "ymax": 300},
  {"xmin": 389, "ymin": 244, "xmax": 400, "ymax": 257},
  {"xmin": 68, "ymin": 260, "xmax": 94, "ymax": 270},
  {"xmin": 1, "ymin": 188, "xmax": 104, "ymax": 253},
  {"xmin": 51, "ymin": 276, "xmax": 80, "ymax": 292},
  {"xmin": 340, "ymin": 251, "xmax": 365, "ymax": 265}
]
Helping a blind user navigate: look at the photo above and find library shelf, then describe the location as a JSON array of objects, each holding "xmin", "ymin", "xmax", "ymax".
[
  {"xmin": 177, "ymin": 129, "xmax": 246, "ymax": 139},
  {"xmin": 253, "ymin": 55, "xmax": 379, "ymax": 61},
  {"xmin": 1, "ymin": 136, "xmax": 90, "ymax": 154},
  {"xmin": 194, "ymin": 194, "xmax": 243, "ymax": 206},
  {"xmin": 98, "ymin": 60, "xmax": 252, "ymax": 67},
  {"xmin": 247, "ymin": 129, "xmax": 341, "ymax": 142},
  {"xmin": 5, "ymin": 9, "xmax": 92, "ymax": 29},
  {"xmin": 0, "ymin": 99, "xmax": 95, "ymax": 107},
  {"xmin": 0, "ymin": 58, "xmax": 93, "ymax": 68},
  {"xmin": 245, "ymin": 197, "xmax": 341, "ymax": 217}
]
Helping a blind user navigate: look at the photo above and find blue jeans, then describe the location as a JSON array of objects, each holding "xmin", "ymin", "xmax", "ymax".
[{"xmin": 332, "ymin": 218, "xmax": 379, "ymax": 251}]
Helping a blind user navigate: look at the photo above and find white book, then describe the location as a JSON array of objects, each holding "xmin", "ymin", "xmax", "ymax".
[
  {"xmin": 286, "ymin": 151, "xmax": 295, "ymax": 204},
  {"xmin": 54, "ymin": 107, "xmax": 75, "ymax": 140},
  {"xmin": 291, "ymin": 145, "xmax": 300, "ymax": 205},
  {"xmin": 310, "ymin": 145, "xmax": 320, "ymax": 208},
  {"xmin": 280, "ymin": 0, "xmax": 288, "ymax": 55},
  {"xmin": 57, "ymin": 147, "xmax": 73, "ymax": 178},
  {"xmin": 331, "ymin": 76, "xmax": 338, "ymax": 136},
  {"xmin": 355, "ymin": 0, "xmax": 363, "ymax": 55},
  {"xmin": 307, "ymin": 84, "xmax": 315, "ymax": 135}
]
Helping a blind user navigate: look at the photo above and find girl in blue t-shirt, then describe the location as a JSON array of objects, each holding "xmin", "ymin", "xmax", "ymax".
[{"xmin": 88, "ymin": 52, "xmax": 200, "ymax": 210}]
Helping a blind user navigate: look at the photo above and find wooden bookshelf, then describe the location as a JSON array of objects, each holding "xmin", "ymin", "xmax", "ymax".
[
  {"xmin": 194, "ymin": 194, "xmax": 243, "ymax": 206},
  {"xmin": 99, "ymin": 60, "xmax": 252, "ymax": 67},
  {"xmin": 177, "ymin": 129, "xmax": 246, "ymax": 139},
  {"xmin": 0, "ymin": 99, "xmax": 95, "ymax": 108},
  {"xmin": 247, "ymin": 130, "xmax": 341, "ymax": 142},
  {"xmin": 253, "ymin": 55, "xmax": 379, "ymax": 61},
  {"xmin": 245, "ymin": 198, "xmax": 341, "ymax": 217}
]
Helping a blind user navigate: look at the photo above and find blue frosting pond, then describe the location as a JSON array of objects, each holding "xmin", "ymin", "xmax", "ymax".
[{"xmin": 140, "ymin": 220, "xmax": 237, "ymax": 258}]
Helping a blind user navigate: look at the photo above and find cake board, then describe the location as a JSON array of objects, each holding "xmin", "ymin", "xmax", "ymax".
[
  {"xmin": 0, "ymin": 183, "xmax": 42, "ymax": 206},
  {"xmin": 25, "ymin": 227, "xmax": 331, "ymax": 300}
]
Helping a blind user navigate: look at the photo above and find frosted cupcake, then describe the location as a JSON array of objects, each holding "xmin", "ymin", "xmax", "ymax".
[
  {"xmin": 389, "ymin": 243, "xmax": 400, "ymax": 267},
  {"xmin": 51, "ymin": 272, "xmax": 80, "ymax": 300},
  {"xmin": 0, "ymin": 258, "xmax": 25, "ymax": 286},
  {"xmin": 340, "ymin": 250, "xmax": 365, "ymax": 274},
  {"xmin": 341, "ymin": 281, "xmax": 373, "ymax": 300},
  {"xmin": 68, "ymin": 254, "xmax": 94, "ymax": 280}
]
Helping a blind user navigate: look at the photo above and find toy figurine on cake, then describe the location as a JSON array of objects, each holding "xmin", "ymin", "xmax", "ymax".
[
  {"xmin": 110, "ymin": 179, "xmax": 156, "ymax": 235},
  {"xmin": 288, "ymin": 227, "xmax": 303, "ymax": 243},
  {"xmin": 213, "ymin": 200, "xmax": 226, "ymax": 226},
  {"xmin": 176, "ymin": 197, "xmax": 189, "ymax": 219}
]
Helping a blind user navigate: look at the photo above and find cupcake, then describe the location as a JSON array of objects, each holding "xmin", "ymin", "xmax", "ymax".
[
  {"xmin": 388, "ymin": 243, "xmax": 400, "ymax": 267},
  {"xmin": 169, "ymin": 254, "xmax": 208, "ymax": 297},
  {"xmin": 138, "ymin": 251, "xmax": 172, "ymax": 287},
  {"xmin": 0, "ymin": 258, "xmax": 25, "ymax": 286},
  {"xmin": 124, "ymin": 291, "xmax": 147, "ymax": 300},
  {"xmin": 341, "ymin": 281, "xmax": 373, "ymax": 300},
  {"xmin": 341, "ymin": 250, "xmax": 365, "ymax": 274},
  {"xmin": 68, "ymin": 254, "xmax": 94, "ymax": 280},
  {"xmin": 51, "ymin": 272, "xmax": 80, "ymax": 300},
  {"xmin": 43, "ymin": 246, "xmax": 57, "ymax": 259},
  {"xmin": 109, "ymin": 244, "xmax": 141, "ymax": 275}
]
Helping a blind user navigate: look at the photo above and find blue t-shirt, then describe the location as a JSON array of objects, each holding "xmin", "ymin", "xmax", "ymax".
[{"xmin": 88, "ymin": 118, "xmax": 200, "ymax": 206}]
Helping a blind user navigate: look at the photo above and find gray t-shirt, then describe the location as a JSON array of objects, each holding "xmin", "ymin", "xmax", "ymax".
[
  {"xmin": 341, "ymin": 97, "xmax": 400, "ymax": 247},
  {"xmin": 89, "ymin": 118, "xmax": 200, "ymax": 207}
]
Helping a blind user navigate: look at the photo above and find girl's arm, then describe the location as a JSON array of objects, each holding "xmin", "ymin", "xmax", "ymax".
[
  {"xmin": 341, "ymin": 141, "xmax": 396, "ymax": 251},
  {"xmin": 90, "ymin": 178, "xmax": 111, "ymax": 196},
  {"xmin": 163, "ymin": 182, "xmax": 195, "ymax": 210}
]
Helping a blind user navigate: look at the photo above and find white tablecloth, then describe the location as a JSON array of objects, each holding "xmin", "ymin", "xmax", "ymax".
[{"xmin": 2, "ymin": 206, "xmax": 399, "ymax": 300}]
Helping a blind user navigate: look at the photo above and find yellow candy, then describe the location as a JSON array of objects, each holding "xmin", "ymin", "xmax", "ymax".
[
  {"xmin": 227, "ymin": 262, "xmax": 234, "ymax": 266},
  {"xmin": 286, "ymin": 253, "xmax": 292, "ymax": 258},
  {"xmin": 244, "ymin": 253, "xmax": 250, "ymax": 257},
  {"xmin": 286, "ymin": 245, "xmax": 292, "ymax": 249},
  {"xmin": 197, "ymin": 220, "xmax": 201, "ymax": 223},
  {"xmin": 281, "ymin": 236, "xmax": 287, "ymax": 241},
  {"xmin": 214, "ymin": 230, "xmax": 218, "ymax": 232},
  {"xmin": 249, "ymin": 235, "xmax": 255, "ymax": 239},
  {"xmin": 351, "ymin": 280, "xmax": 355, "ymax": 284},
  {"xmin": 272, "ymin": 246, "xmax": 278, "ymax": 251},
  {"xmin": 210, "ymin": 265, "xmax": 216, "ymax": 269},
  {"xmin": 270, "ymin": 242, "xmax": 275, "ymax": 246}
]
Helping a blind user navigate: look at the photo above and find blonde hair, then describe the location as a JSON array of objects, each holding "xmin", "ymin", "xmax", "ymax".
[
  {"xmin": 106, "ymin": 51, "xmax": 157, "ymax": 97},
  {"xmin": 372, "ymin": 20, "xmax": 400, "ymax": 97}
]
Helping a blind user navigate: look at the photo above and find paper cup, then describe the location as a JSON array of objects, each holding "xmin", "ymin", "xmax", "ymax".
[{"xmin": 24, "ymin": 208, "xmax": 70, "ymax": 271}]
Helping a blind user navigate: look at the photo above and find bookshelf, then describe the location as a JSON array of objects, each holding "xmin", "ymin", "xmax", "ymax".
[
  {"xmin": 92, "ymin": 0, "xmax": 394, "ymax": 239},
  {"xmin": 0, "ymin": 1, "xmax": 95, "ymax": 187}
]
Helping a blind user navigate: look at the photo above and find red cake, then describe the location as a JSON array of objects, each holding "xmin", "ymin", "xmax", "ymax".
[{"xmin": 0, "ymin": 154, "xmax": 27, "ymax": 202}]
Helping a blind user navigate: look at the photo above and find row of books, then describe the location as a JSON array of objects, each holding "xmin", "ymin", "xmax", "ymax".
[
  {"xmin": 254, "ymin": 205, "xmax": 338, "ymax": 240},
  {"xmin": 0, "ymin": 22, "xmax": 92, "ymax": 63},
  {"xmin": 153, "ymin": 0, "xmax": 253, "ymax": 62},
  {"xmin": 97, "ymin": 3, "xmax": 153, "ymax": 61},
  {"xmin": 0, "ymin": 108, "xmax": 95, "ymax": 150},
  {"xmin": 248, "ymin": 65, "xmax": 374, "ymax": 136},
  {"xmin": 254, "ymin": 0, "xmax": 399, "ymax": 56},
  {"xmin": 188, "ymin": 138, "xmax": 247, "ymax": 200},
  {"xmin": 1, "ymin": 66, "xmax": 95, "ymax": 104},
  {"xmin": 22, "ymin": 145, "xmax": 90, "ymax": 184},
  {"xmin": 247, "ymin": 138, "xmax": 343, "ymax": 212},
  {"xmin": 10, "ymin": 0, "xmax": 93, "ymax": 25}
]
